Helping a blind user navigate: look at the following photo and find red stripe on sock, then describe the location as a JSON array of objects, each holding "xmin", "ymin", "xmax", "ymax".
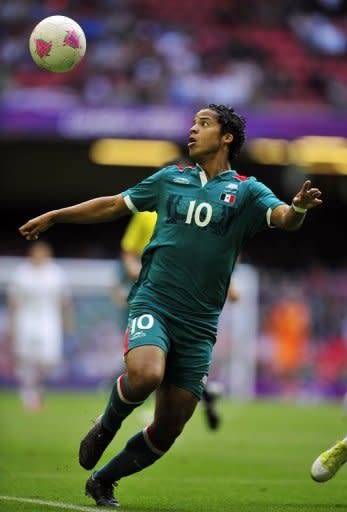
[
  {"xmin": 119, "ymin": 374, "xmax": 129, "ymax": 401},
  {"xmin": 117, "ymin": 373, "xmax": 144, "ymax": 405},
  {"xmin": 123, "ymin": 328, "xmax": 129, "ymax": 355}
]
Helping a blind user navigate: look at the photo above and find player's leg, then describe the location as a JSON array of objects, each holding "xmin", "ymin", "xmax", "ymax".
[
  {"xmin": 37, "ymin": 336, "xmax": 63, "ymax": 411},
  {"xmin": 168, "ymin": 316, "xmax": 218, "ymax": 430},
  {"xmin": 201, "ymin": 383, "xmax": 223, "ymax": 430},
  {"xmin": 144, "ymin": 378, "xmax": 198, "ymax": 450},
  {"xmin": 15, "ymin": 356, "xmax": 43, "ymax": 412},
  {"xmin": 83, "ymin": 313, "xmax": 211, "ymax": 506},
  {"xmin": 86, "ymin": 379, "xmax": 197, "ymax": 506},
  {"xmin": 14, "ymin": 330, "xmax": 44, "ymax": 412},
  {"xmin": 311, "ymin": 436, "xmax": 347, "ymax": 482},
  {"xmin": 79, "ymin": 344, "xmax": 166, "ymax": 471}
]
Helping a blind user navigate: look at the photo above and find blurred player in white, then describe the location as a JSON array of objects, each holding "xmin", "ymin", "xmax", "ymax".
[{"xmin": 7, "ymin": 241, "xmax": 73, "ymax": 412}]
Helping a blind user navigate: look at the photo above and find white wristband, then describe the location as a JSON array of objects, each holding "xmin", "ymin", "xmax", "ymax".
[{"xmin": 292, "ymin": 203, "xmax": 307, "ymax": 214}]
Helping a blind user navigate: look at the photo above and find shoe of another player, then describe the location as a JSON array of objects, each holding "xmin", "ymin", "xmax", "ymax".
[
  {"xmin": 311, "ymin": 439, "xmax": 347, "ymax": 482},
  {"xmin": 79, "ymin": 415, "xmax": 114, "ymax": 470},
  {"xmin": 85, "ymin": 473, "xmax": 119, "ymax": 507},
  {"xmin": 205, "ymin": 402, "xmax": 220, "ymax": 430},
  {"xmin": 203, "ymin": 382, "xmax": 224, "ymax": 430}
]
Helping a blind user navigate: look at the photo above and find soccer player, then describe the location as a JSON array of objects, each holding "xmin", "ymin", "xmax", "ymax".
[
  {"xmin": 311, "ymin": 437, "xmax": 347, "ymax": 482},
  {"xmin": 7, "ymin": 241, "xmax": 73, "ymax": 412},
  {"xmin": 19, "ymin": 104, "xmax": 322, "ymax": 507}
]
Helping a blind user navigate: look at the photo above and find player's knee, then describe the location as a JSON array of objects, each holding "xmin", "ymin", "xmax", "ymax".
[{"xmin": 128, "ymin": 366, "xmax": 163, "ymax": 396}]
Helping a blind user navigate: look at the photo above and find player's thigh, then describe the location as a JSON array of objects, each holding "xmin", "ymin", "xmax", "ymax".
[
  {"xmin": 124, "ymin": 310, "xmax": 170, "ymax": 383},
  {"xmin": 125, "ymin": 345, "xmax": 166, "ymax": 383}
]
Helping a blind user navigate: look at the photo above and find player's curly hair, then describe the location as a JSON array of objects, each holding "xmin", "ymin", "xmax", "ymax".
[{"xmin": 208, "ymin": 104, "xmax": 246, "ymax": 159}]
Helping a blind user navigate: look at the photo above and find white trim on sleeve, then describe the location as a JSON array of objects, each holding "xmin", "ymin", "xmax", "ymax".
[
  {"xmin": 266, "ymin": 207, "xmax": 276, "ymax": 229},
  {"xmin": 123, "ymin": 195, "xmax": 138, "ymax": 213}
]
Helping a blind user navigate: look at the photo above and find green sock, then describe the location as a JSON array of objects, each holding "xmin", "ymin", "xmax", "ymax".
[
  {"xmin": 95, "ymin": 426, "xmax": 166, "ymax": 484},
  {"xmin": 102, "ymin": 374, "xmax": 144, "ymax": 434}
]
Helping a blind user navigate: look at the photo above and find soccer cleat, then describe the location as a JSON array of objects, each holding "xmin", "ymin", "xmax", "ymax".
[
  {"xmin": 79, "ymin": 416, "xmax": 114, "ymax": 470},
  {"xmin": 311, "ymin": 439, "xmax": 347, "ymax": 482},
  {"xmin": 202, "ymin": 383, "xmax": 223, "ymax": 430},
  {"xmin": 85, "ymin": 474, "xmax": 119, "ymax": 507},
  {"xmin": 204, "ymin": 402, "xmax": 220, "ymax": 430}
]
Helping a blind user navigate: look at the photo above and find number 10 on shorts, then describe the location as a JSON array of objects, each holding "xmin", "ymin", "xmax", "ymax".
[{"xmin": 130, "ymin": 314, "xmax": 154, "ymax": 334}]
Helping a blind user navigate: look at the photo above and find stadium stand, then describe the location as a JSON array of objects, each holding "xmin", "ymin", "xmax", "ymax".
[{"xmin": 1, "ymin": 0, "xmax": 347, "ymax": 109}]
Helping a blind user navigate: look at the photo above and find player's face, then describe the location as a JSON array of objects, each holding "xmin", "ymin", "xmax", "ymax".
[
  {"xmin": 188, "ymin": 109, "xmax": 231, "ymax": 161},
  {"xmin": 29, "ymin": 242, "xmax": 52, "ymax": 265}
]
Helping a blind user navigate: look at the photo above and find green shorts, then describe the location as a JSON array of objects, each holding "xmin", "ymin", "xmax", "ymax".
[{"xmin": 124, "ymin": 308, "xmax": 214, "ymax": 400}]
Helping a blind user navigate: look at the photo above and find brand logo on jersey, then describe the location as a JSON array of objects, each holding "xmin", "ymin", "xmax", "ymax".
[
  {"xmin": 130, "ymin": 331, "xmax": 146, "ymax": 340},
  {"xmin": 225, "ymin": 183, "xmax": 238, "ymax": 191},
  {"xmin": 220, "ymin": 193, "xmax": 236, "ymax": 204},
  {"xmin": 173, "ymin": 177, "xmax": 190, "ymax": 185}
]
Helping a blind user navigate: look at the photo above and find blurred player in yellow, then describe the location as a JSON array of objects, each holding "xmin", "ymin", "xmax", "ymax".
[
  {"xmin": 121, "ymin": 211, "xmax": 158, "ymax": 285},
  {"xmin": 116, "ymin": 210, "xmax": 224, "ymax": 429}
]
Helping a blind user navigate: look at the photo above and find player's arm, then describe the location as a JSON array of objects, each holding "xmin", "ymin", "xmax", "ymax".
[
  {"xmin": 121, "ymin": 251, "xmax": 142, "ymax": 282},
  {"xmin": 270, "ymin": 180, "xmax": 322, "ymax": 231},
  {"xmin": 227, "ymin": 283, "xmax": 240, "ymax": 302},
  {"xmin": 19, "ymin": 194, "xmax": 129, "ymax": 241}
]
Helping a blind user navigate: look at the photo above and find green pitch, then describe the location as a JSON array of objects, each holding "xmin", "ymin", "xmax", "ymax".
[{"xmin": 0, "ymin": 391, "xmax": 346, "ymax": 512}]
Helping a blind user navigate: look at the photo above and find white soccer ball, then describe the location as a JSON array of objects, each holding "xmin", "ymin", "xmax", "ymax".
[{"xmin": 29, "ymin": 15, "xmax": 86, "ymax": 73}]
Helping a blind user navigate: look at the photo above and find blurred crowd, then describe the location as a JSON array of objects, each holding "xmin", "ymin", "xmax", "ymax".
[
  {"xmin": 0, "ymin": 0, "xmax": 346, "ymax": 400},
  {"xmin": 1, "ymin": 261, "xmax": 346, "ymax": 400},
  {"xmin": 1, "ymin": 0, "xmax": 347, "ymax": 110},
  {"xmin": 257, "ymin": 267, "xmax": 347, "ymax": 399}
]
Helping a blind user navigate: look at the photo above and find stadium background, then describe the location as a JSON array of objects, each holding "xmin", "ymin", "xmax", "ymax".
[{"xmin": 0, "ymin": 0, "xmax": 347, "ymax": 400}]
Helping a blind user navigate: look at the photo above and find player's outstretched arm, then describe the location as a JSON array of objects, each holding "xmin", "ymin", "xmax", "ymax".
[
  {"xmin": 19, "ymin": 194, "xmax": 129, "ymax": 241},
  {"xmin": 270, "ymin": 180, "xmax": 322, "ymax": 231}
]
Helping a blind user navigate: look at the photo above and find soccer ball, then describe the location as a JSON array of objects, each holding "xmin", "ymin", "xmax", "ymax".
[{"xmin": 29, "ymin": 15, "xmax": 86, "ymax": 73}]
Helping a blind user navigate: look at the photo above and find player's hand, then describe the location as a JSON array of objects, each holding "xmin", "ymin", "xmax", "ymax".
[
  {"xmin": 293, "ymin": 180, "xmax": 322, "ymax": 210},
  {"xmin": 19, "ymin": 212, "xmax": 55, "ymax": 240}
]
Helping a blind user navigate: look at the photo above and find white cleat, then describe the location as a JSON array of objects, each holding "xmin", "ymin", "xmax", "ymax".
[{"xmin": 311, "ymin": 439, "xmax": 347, "ymax": 482}]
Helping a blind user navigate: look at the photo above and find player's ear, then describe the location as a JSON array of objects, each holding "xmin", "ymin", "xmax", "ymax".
[{"xmin": 223, "ymin": 133, "xmax": 233, "ymax": 144}]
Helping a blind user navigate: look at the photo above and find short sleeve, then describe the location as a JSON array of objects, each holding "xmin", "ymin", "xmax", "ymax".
[
  {"xmin": 247, "ymin": 179, "xmax": 285, "ymax": 235},
  {"xmin": 122, "ymin": 169, "xmax": 164, "ymax": 213}
]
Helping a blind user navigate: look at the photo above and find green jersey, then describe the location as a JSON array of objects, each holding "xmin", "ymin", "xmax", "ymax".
[{"xmin": 122, "ymin": 164, "xmax": 283, "ymax": 328}]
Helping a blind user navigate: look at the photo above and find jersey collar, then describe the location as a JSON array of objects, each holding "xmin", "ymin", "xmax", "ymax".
[{"xmin": 195, "ymin": 164, "xmax": 235, "ymax": 186}]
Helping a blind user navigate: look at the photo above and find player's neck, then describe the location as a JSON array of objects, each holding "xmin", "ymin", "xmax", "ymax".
[{"xmin": 197, "ymin": 155, "xmax": 231, "ymax": 180}]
